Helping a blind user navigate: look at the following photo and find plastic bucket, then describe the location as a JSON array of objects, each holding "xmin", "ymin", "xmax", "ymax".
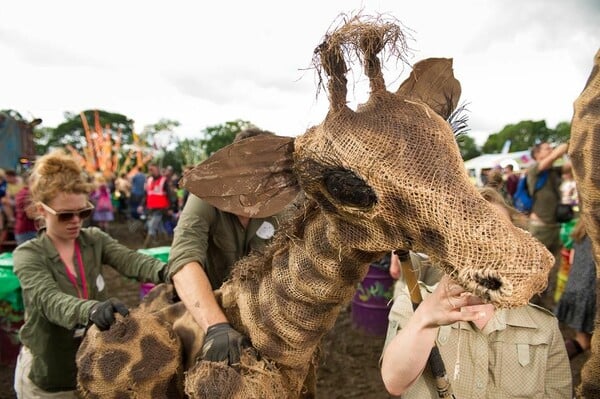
[
  {"xmin": 0, "ymin": 252, "xmax": 25, "ymax": 366},
  {"xmin": 351, "ymin": 265, "xmax": 395, "ymax": 336},
  {"xmin": 137, "ymin": 246, "xmax": 170, "ymax": 263},
  {"xmin": 140, "ymin": 283, "xmax": 155, "ymax": 299},
  {"xmin": 137, "ymin": 247, "xmax": 170, "ymax": 299}
]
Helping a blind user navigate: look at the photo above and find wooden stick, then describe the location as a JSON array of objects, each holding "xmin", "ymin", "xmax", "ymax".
[{"xmin": 396, "ymin": 250, "xmax": 455, "ymax": 399}]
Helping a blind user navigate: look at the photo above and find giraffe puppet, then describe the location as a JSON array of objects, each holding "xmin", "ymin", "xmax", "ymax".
[{"xmin": 76, "ymin": 15, "xmax": 555, "ymax": 398}]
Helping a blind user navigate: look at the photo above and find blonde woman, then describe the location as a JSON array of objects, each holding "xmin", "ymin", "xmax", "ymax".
[{"xmin": 12, "ymin": 150, "xmax": 167, "ymax": 398}]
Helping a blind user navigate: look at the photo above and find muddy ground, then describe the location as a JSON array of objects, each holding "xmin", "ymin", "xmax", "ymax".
[{"xmin": 0, "ymin": 219, "xmax": 588, "ymax": 398}]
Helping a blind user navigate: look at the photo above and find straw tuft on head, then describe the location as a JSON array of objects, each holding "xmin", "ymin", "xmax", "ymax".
[{"xmin": 313, "ymin": 13, "xmax": 410, "ymax": 111}]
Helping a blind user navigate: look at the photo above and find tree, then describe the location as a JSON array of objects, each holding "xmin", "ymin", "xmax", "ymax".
[
  {"xmin": 199, "ymin": 119, "xmax": 254, "ymax": 156},
  {"xmin": 174, "ymin": 138, "xmax": 205, "ymax": 168},
  {"xmin": 456, "ymin": 134, "xmax": 481, "ymax": 160},
  {"xmin": 553, "ymin": 122, "xmax": 571, "ymax": 142},
  {"xmin": 33, "ymin": 126, "xmax": 54, "ymax": 155},
  {"xmin": 139, "ymin": 118, "xmax": 180, "ymax": 150},
  {"xmin": 141, "ymin": 118, "xmax": 181, "ymax": 170},
  {"xmin": 0, "ymin": 109, "xmax": 25, "ymax": 120},
  {"xmin": 481, "ymin": 120, "xmax": 570, "ymax": 153},
  {"xmin": 159, "ymin": 139, "xmax": 204, "ymax": 174},
  {"xmin": 49, "ymin": 109, "xmax": 135, "ymax": 151}
]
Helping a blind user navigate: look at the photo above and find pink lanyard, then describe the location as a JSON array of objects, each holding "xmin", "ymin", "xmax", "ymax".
[{"xmin": 61, "ymin": 242, "xmax": 88, "ymax": 299}]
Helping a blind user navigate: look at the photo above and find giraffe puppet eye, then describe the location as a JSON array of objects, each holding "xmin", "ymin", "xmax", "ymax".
[{"xmin": 323, "ymin": 168, "xmax": 377, "ymax": 209}]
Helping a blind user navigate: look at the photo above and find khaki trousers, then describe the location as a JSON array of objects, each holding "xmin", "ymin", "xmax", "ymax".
[{"xmin": 14, "ymin": 346, "xmax": 78, "ymax": 399}]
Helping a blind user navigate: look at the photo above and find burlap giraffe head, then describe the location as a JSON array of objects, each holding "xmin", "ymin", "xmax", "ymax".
[{"xmin": 184, "ymin": 16, "xmax": 552, "ymax": 308}]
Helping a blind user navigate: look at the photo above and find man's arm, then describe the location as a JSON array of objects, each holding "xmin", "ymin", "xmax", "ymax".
[
  {"xmin": 168, "ymin": 195, "xmax": 251, "ymax": 364},
  {"xmin": 171, "ymin": 262, "xmax": 227, "ymax": 331},
  {"xmin": 537, "ymin": 143, "xmax": 568, "ymax": 171}
]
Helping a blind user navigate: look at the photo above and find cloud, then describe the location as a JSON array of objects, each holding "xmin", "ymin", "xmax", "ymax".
[
  {"xmin": 2, "ymin": 0, "xmax": 599, "ymax": 147},
  {"xmin": 164, "ymin": 64, "xmax": 316, "ymax": 109},
  {"xmin": 0, "ymin": 27, "xmax": 102, "ymax": 68}
]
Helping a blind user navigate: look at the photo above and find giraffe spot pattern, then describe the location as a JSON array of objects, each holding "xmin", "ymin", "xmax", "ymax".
[
  {"xmin": 131, "ymin": 335, "xmax": 177, "ymax": 384},
  {"xmin": 98, "ymin": 349, "xmax": 130, "ymax": 381},
  {"xmin": 102, "ymin": 317, "xmax": 140, "ymax": 345}
]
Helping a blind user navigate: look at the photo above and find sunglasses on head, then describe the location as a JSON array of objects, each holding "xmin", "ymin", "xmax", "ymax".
[{"xmin": 40, "ymin": 202, "xmax": 95, "ymax": 222}]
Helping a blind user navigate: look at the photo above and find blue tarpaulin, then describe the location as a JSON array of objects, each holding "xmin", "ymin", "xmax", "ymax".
[{"xmin": 0, "ymin": 113, "xmax": 22, "ymax": 170}]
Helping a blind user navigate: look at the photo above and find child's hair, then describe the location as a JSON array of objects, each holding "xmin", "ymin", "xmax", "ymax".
[
  {"xmin": 29, "ymin": 150, "xmax": 94, "ymax": 204},
  {"xmin": 478, "ymin": 186, "xmax": 527, "ymax": 229},
  {"xmin": 571, "ymin": 218, "xmax": 587, "ymax": 243},
  {"xmin": 484, "ymin": 169, "xmax": 504, "ymax": 189}
]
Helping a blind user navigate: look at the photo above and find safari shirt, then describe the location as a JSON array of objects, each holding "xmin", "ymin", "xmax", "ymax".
[
  {"xmin": 13, "ymin": 227, "xmax": 165, "ymax": 392},
  {"xmin": 167, "ymin": 195, "xmax": 279, "ymax": 289},
  {"xmin": 383, "ymin": 280, "xmax": 572, "ymax": 398}
]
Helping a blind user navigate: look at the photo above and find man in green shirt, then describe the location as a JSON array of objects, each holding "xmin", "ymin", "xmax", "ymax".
[{"xmin": 167, "ymin": 128, "xmax": 281, "ymax": 366}]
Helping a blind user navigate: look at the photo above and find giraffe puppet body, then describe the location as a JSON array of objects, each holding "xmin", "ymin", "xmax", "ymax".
[
  {"xmin": 76, "ymin": 16, "xmax": 555, "ymax": 398},
  {"xmin": 567, "ymin": 48, "xmax": 600, "ymax": 398}
]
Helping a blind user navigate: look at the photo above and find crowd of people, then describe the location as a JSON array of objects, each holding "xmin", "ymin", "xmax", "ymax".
[
  {"xmin": 0, "ymin": 161, "xmax": 192, "ymax": 251},
  {"xmin": 1, "ymin": 135, "xmax": 596, "ymax": 397}
]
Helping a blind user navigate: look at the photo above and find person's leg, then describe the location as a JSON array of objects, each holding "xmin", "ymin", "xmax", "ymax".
[
  {"xmin": 2, "ymin": 197, "xmax": 15, "ymax": 225},
  {"xmin": 14, "ymin": 346, "xmax": 78, "ymax": 398},
  {"xmin": 13, "ymin": 346, "xmax": 29, "ymax": 398},
  {"xmin": 575, "ymin": 331, "xmax": 592, "ymax": 351},
  {"xmin": 129, "ymin": 195, "xmax": 141, "ymax": 220},
  {"xmin": 565, "ymin": 338, "xmax": 583, "ymax": 359},
  {"xmin": 144, "ymin": 210, "xmax": 162, "ymax": 247}
]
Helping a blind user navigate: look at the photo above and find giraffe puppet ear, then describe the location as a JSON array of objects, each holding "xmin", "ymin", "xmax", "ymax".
[
  {"xmin": 180, "ymin": 135, "xmax": 299, "ymax": 218},
  {"xmin": 396, "ymin": 58, "xmax": 461, "ymax": 120}
]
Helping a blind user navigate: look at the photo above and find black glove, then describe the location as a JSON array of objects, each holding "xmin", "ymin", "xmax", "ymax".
[
  {"xmin": 89, "ymin": 298, "xmax": 129, "ymax": 331},
  {"xmin": 201, "ymin": 323, "xmax": 252, "ymax": 365}
]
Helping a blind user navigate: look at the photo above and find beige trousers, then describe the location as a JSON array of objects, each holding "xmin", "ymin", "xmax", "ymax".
[{"xmin": 13, "ymin": 346, "xmax": 78, "ymax": 399}]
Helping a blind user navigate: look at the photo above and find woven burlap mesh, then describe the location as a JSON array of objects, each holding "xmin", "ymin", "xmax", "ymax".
[
  {"xmin": 77, "ymin": 16, "xmax": 558, "ymax": 399},
  {"xmin": 297, "ymin": 15, "xmax": 552, "ymax": 308},
  {"xmin": 569, "ymin": 49, "xmax": 600, "ymax": 399},
  {"xmin": 184, "ymin": 353, "xmax": 287, "ymax": 399},
  {"xmin": 76, "ymin": 309, "xmax": 184, "ymax": 398},
  {"xmin": 193, "ymin": 16, "xmax": 553, "ymax": 398}
]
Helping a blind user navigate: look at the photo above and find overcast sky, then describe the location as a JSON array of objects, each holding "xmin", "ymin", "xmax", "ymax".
[{"xmin": 2, "ymin": 0, "xmax": 599, "ymax": 145}]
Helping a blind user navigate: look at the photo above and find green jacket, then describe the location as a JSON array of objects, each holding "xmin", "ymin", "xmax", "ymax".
[
  {"xmin": 13, "ymin": 227, "xmax": 165, "ymax": 392},
  {"xmin": 168, "ymin": 195, "xmax": 279, "ymax": 289}
]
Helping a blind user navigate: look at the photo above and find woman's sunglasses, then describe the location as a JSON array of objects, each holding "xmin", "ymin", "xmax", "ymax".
[{"xmin": 40, "ymin": 202, "xmax": 95, "ymax": 222}]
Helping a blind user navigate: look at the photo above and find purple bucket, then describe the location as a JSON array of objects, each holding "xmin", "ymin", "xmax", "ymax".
[
  {"xmin": 140, "ymin": 283, "xmax": 155, "ymax": 299},
  {"xmin": 351, "ymin": 265, "xmax": 395, "ymax": 336}
]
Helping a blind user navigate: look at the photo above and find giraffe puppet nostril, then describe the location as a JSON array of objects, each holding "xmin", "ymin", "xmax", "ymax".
[{"xmin": 474, "ymin": 275, "xmax": 503, "ymax": 291}]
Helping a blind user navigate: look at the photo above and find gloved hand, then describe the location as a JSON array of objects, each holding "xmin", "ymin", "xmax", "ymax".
[
  {"xmin": 201, "ymin": 322, "xmax": 252, "ymax": 365},
  {"xmin": 89, "ymin": 298, "xmax": 129, "ymax": 331}
]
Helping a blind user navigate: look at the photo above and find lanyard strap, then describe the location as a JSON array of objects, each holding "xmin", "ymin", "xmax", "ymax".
[{"xmin": 62, "ymin": 242, "xmax": 88, "ymax": 299}]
